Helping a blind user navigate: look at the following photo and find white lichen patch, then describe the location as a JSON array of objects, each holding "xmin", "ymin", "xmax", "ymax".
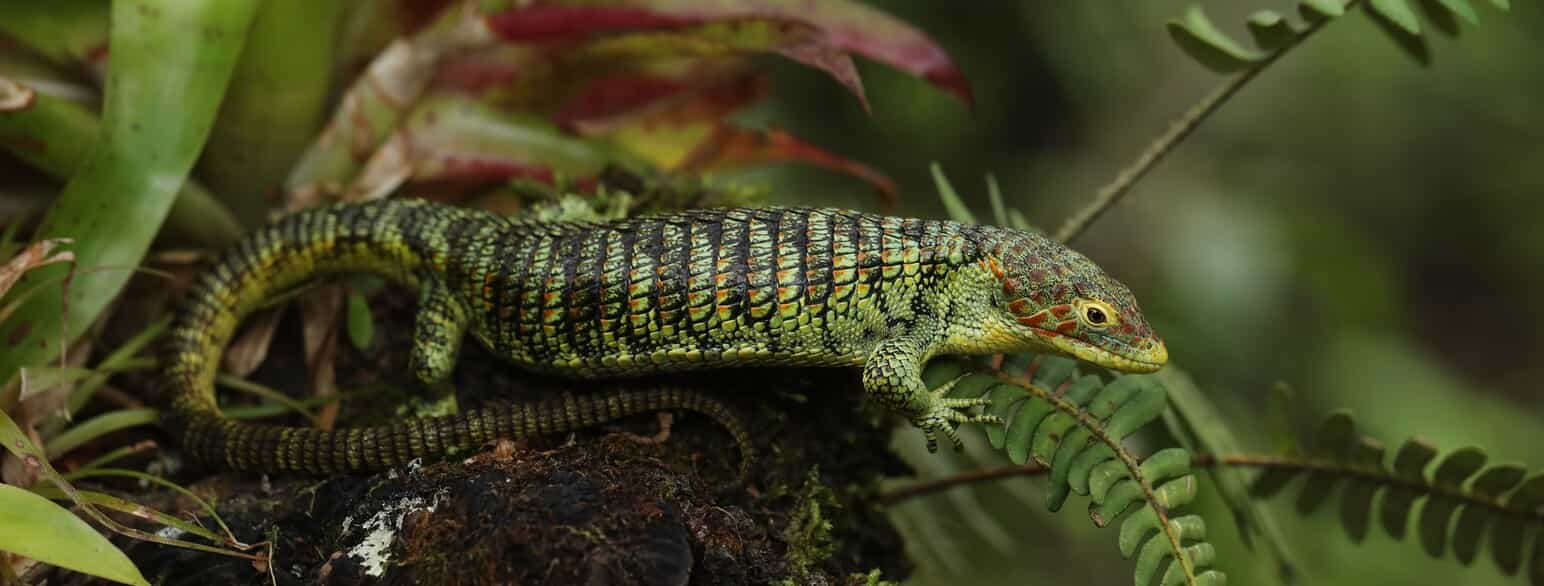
[{"xmin": 343, "ymin": 490, "xmax": 447, "ymax": 577}]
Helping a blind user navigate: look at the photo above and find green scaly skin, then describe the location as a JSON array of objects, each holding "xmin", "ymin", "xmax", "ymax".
[{"xmin": 162, "ymin": 199, "xmax": 1167, "ymax": 474}]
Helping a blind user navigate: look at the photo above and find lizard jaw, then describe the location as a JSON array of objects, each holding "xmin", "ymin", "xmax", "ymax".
[{"xmin": 1035, "ymin": 329, "xmax": 1168, "ymax": 373}]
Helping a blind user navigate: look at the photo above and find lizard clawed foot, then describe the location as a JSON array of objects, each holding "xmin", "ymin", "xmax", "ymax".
[{"xmin": 915, "ymin": 374, "xmax": 1001, "ymax": 453}]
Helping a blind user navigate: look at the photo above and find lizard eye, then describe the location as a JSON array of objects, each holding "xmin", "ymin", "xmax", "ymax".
[
  {"xmin": 1077, "ymin": 299, "xmax": 1119, "ymax": 329},
  {"xmin": 1086, "ymin": 307, "xmax": 1106, "ymax": 324}
]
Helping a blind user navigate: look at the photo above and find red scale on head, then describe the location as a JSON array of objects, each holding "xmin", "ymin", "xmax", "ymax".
[
  {"xmin": 1017, "ymin": 311, "xmax": 1048, "ymax": 327},
  {"xmin": 1002, "ymin": 278, "xmax": 1022, "ymax": 296}
]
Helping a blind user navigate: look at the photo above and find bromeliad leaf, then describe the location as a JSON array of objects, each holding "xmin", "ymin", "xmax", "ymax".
[
  {"xmin": 0, "ymin": 484, "xmax": 149, "ymax": 586},
  {"xmin": 345, "ymin": 93, "xmax": 637, "ymax": 201},
  {"xmin": 0, "ymin": 0, "xmax": 261, "ymax": 388},
  {"xmin": 484, "ymin": 0, "xmax": 972, "ymax": 105}
]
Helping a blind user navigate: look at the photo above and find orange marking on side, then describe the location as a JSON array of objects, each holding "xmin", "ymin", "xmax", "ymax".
[
  {"xmin": 1007, "ymin": 299, "xmax": 1032, "ymax": 315},
  {"xmin": 1056, "ymin": 320, "xmax": 1078, "ymax": 334},
  {"xmin": 1050, "ymin": 304, "xmax": 1073, "ymax": 319}
]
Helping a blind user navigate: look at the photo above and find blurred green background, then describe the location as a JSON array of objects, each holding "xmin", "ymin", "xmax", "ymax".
[{"xmin": 735, "ymin": 2, "xmax": 1543, "ymax": 584}]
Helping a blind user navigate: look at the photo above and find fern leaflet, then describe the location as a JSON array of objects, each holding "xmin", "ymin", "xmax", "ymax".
[
  {"xmin": 926, "ymin": 355, "xmax": 1226, "ymax": 586},
  {"xmin": 1245, "ymin": 409, "xmax": 1544, "ymax": 585}
]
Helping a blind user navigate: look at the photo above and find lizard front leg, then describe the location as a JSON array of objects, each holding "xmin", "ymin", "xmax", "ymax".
[{"xmin": 861, "ymin": 331, "xmax": 998, "ymax": 452}]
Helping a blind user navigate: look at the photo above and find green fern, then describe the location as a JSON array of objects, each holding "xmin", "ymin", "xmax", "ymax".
[
  {"xmin": 1244, "ymin": 409, "xmax": 1544, "ymax": 585},
  {"xmin": 925, "ymin": 356, "xmax": 1225, "ymax": 586},
  {"xmin": 1168, "ymin": 0, "xmax": 1510, "ymax": 72}
]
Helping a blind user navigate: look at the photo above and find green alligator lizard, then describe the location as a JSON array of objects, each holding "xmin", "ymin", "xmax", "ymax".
[{"xmin": 162, "ymin": 199, "xmax": 1166, "ymax": 474}]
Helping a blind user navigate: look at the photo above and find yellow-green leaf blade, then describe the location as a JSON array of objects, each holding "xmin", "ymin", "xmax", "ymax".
[
  {"xmin": 0, "ymin": 484, "xmax": 148, "ymax": 585},
  {"xmin": 0, "ymin": 0, "xmax": 262, "ymax": 386}
]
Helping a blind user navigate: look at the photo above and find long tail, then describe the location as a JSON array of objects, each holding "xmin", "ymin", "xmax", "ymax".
[{"xmin": 161, "ymin": 200, "xmax": 753, "ymax": 476}]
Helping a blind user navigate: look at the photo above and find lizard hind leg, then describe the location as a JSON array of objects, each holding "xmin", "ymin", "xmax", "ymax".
[{"xmin": 409, "ymin": 277, "xmax": 473, "ymax": 393}]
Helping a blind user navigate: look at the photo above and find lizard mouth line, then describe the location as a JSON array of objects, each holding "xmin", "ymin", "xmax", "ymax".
[{"xmin": 1031, "ymin": 328, "xmax": 1168, "ymax": 374}]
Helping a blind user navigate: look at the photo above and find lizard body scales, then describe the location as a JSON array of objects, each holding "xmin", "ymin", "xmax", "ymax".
[{"xmin": 162, "ymin": 199, "xmax": 1167, "ymax": 473}]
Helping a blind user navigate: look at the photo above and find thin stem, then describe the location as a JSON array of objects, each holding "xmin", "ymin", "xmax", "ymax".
[
  {"xmin": 1053, "ymin": 1, "xmax": 1361, "ymax": 244},
  {"xmin": 881, "ymin": 452, "xmax": 1544, "ymax": 525}
]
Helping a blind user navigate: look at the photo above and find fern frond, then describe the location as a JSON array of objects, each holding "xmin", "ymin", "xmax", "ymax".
[
  {"xmin": 1243, "ymin": 409, "xmax": 1544, "ymax": 585},
  {"xmin": 1169, "ymin": 0, "xmax": 1509, "ymax": 72},
  {"xmin": 925, "ymin": 356, "xmax": 1226, "ymax": 586}
]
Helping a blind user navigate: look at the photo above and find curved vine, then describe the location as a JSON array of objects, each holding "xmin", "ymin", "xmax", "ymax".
[{"xmin": 923, "ymin": 356, "xmax": 1225, "ymax": 586}]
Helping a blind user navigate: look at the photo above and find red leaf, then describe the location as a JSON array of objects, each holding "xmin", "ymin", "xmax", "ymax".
[
  {"xmin": 483, "ymin": 0, "xmax": 971, "ymax": 105},
  {"xmin": 556, "ymin": 74, "xmax": 695, "ymax": 129},
  {"xmin": 486, "ymin": 6, "xmax": 689, "ymax": 39},
  {"xmin": 681, "ymin": 125, "xmax": 897, "ymax": 204},
  {"xmin": 559, "ymin": 72, "xmax": 767, "ymax": 133}
]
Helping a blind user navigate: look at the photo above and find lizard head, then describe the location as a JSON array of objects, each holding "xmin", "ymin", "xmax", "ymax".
[{"xmin": 984, "ymin": 236, "xmax": 1168, "ymax": 373}]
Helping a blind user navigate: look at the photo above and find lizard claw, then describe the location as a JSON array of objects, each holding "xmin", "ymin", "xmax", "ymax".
[{"xmin": 914, "ymin": 376, "xmax": 1000, "ymax": 453}]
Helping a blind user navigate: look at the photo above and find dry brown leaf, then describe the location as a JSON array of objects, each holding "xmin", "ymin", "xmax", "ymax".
[
  {"xmin": 298, "ymin": 284, "xmax": 345, "ymax": 430},
  {"xmin": 224, "ymin": 307, "xmax": 284, "ymax": 377},
  {"xmin": 0, "ymin": 238, "xmax": 75, "ymax": 298},
  {"xmin": 0, "ymin": 78, "xmax": 37, "ymax": 112}
]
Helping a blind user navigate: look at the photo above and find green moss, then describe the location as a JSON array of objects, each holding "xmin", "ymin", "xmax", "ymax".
[{"xmin": 781, "ymin": 466, "xmax": 839, "ymax": 578}]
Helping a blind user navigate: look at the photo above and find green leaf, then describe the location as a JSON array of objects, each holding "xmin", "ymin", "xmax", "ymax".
[
  {"xmin": 1300, "ymin": 0, "xmax": 1348, "ymax": 21},
  {"xmin": 929, "ymin": 163, "xmax": 977, "ymax": 225},
  {"xmin": 1004, "ymin": 395, "xmax": 1053, "ymax": 466},
  {"xmin": 1382, "ymin": 438, "xmax": 1438, "ymax": 538},
  {"xmin": 1370, "ymin": 0, "xmax": 1423, "ymax": 34},
  {"xmin": 1491, "ymin": 473, "xmax": 1544, "ymax": 573},
  {"xmin": 200, "ymin": 0, "xmax": 345, "ymax": 226},
  {"xmin": 0, "ymin": 407, "xmax": 149, "ymax": 585},
  {"xmin": 1338, "ymin": 437, "xmax": 1386, "ymax": 542},
  {"xmin": 0, "ymin": 0, "xmax": 262, "ymax": 387},
  {"xmin": 1157, "ymin": 368, "xmax": 1299, "ymax": 574},
  {"xmin": 1452, "ymin": 464, "xmax": 1525, "ymax": 564},
  {"xmin": 1167, "ymin": 5, "xmax": 1268, "ymax": 73},
  {"xmin": 1246, "ymin": 10, "xmax": 1300, "ymax": 52},
  {"xmin": 346, "ymin": 291, "xmax": 375, "ymax": 352},
  {"xmin": 1365, "ymin": 0, "xmax": 1432, "ymax": 64},
  {"xmin": 1431, "ymin": 0, "xmax": 1481, "ymax": 23},
  {"xmin": 44, "ymin": 408, "xmax": 159, "ymax": 461},
  {"xmin": 1417, "ymin": 0, "xmax": 1464, "ymax": 36},
  {"xmin": 1298, "ymin": 411, "xmax": 1356, "ymax": 512},
  {"xmin": 1417, "ymin": 447, "xmax": 1487, "ymax": 556},
  {"xmin": 0, "ymin": 484, "xmax": 148, "ymax": 586},
  {"xmin": 0, "ymin": 80, "xmax": 241, "ymax": 248},
  {"xmin": 0, "ymin": 0, "xmax": 108, "ymax": 66}
]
